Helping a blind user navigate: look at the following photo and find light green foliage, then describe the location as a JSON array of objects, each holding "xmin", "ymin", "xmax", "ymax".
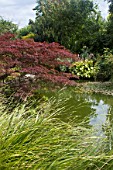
[
  {"xmin": 70, "ymin": 60, "xmax": 98, "ymax": 79},
  {"xmin": 22, "ymin": 32, "xmax": 35, "ymax": 40},
  {"xmin": 0, "ymin": 16, "xmax": 18, "ymax": 34}
]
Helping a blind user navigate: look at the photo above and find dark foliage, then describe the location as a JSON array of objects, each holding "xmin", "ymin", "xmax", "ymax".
[{"xmin": 0, "ymin": 33, "xmax": 79, "ymax": 99}]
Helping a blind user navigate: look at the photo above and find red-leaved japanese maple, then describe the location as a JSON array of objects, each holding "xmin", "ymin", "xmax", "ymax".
[{"xmin": 0, "ymin": 33, "xmax": 79, "ymax": 98}]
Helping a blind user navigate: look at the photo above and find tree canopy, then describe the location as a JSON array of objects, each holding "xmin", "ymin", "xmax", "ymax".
[
  {"xmin": 28, "ymin": 0, "xmax": 105, "ymax": 53},
  {"xmin": 0, "ymin": 16, "xmax": 18, "ymax": 35}
]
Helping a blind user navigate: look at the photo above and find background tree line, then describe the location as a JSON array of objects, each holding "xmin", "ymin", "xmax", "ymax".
[
  {"xmin": 0, "ymin": 0, "xmax": 112, "ymax": 55},
  {"xmin": 1, "ymin": 0, "xmax": 113, "ymax": 83},
  {"xmin": 19, "ymin": 0, "xmax": 108, "ymax": 54}
]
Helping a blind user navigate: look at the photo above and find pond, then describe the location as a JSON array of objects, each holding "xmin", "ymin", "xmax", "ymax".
[{"xmin": 44, "ymin": 87, "xmax": 113, "ymax": 142}]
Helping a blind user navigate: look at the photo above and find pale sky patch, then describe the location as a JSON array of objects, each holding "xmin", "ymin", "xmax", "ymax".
[
  {"xmin": 94, "ymin": 0, "xmax": 109, "ymax": 19},
  {"xmin": 0, "ymin": 0, "xmax": 36, "ymax": 28}
]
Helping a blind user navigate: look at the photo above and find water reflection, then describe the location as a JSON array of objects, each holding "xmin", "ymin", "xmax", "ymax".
[
  {"xmin": 86, "ymin": 98, "xmax": 110, "ymax": 138},
  {"xmin": 89, "ymin": 99, "xmax": 110, "ymax": 127},
  {"xmin": 50, "ymin": 88, "xmax": 113, "ymax": 150},
  {"xmin": 46, "ymin": 88, "xmax": 113, "ymax": 137},
  {"xmin": 57, "ymin": 90, "xmax": 113, "ymax": 139},
  {"xmin": 84, "ymin": 95, "xmax": 113, "ymax": 150},
  {"xmin": 72, "ymin": 93, "xmax": 113, "ymax": 129}
]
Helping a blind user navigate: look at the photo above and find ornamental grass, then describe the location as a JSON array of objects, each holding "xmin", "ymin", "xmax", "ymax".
[{"xmin": 0, "ymin": 92, "xmax": 113, "ymax": 170}]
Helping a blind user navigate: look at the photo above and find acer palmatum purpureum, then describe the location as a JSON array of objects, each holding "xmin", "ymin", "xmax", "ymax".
[{"xmin": 0, "ymin": 33, "xmax": 79, "ymax": 99}]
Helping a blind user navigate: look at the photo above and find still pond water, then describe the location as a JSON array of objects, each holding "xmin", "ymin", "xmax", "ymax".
[{"xmin": 46, "ymin": 87, "xmax": 113, "ymax": 137}]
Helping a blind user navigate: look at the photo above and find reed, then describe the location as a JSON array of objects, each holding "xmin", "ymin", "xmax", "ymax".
[{"xmin": 0, "ymin": 93, "xmax": 113, "ymax": 170}]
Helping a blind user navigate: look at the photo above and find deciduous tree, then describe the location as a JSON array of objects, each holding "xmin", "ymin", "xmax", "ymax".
[
  {"xmin": 0, "ymin": 33, "xmax": 79, "ymax": 98},
  {"xmin": 31, "ymin": 0, "xmax": 104, "ymax": 53},
  {"xmin": 0, "ymin": 16, "xmax": 18, "ymax": 35}
]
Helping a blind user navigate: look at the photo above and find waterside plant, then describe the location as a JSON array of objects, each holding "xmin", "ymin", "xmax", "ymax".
[{"xmin": 0, "ymin": 92, "xmax": 113, "ymax": 170}]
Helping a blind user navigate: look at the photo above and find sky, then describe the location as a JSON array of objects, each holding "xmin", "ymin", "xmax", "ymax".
[
  {"xmin": 94, "ymin": 0, "xmax": 109, "ymax": 18},
  {"xmin": 0, "ymin": 0, "xmax": 109, "ymax": 28}
]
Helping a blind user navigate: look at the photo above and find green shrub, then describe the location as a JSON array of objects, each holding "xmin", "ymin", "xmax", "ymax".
[
  {"xmin": 69, "ymin": 60, "xmax": 98, "ymax": 79},
  {"xmin": 80, "ymin": 46, "xmax": 90, "ymax": 60},
  {"xmin": 22, "ymin": 32, "xmax": 35, "ymax": 40},
  {"xmin": 96, "ymin": 48, "xmax": 113, "ymax": 81},
  {"xmin": 18, "ymin": 25, "xmax": 32, "ymax": 37}
]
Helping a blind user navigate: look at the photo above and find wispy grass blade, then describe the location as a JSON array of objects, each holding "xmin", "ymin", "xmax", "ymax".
[{"xmin": 0, "ymin": 92, "xmax": 113, "ymax": 169}]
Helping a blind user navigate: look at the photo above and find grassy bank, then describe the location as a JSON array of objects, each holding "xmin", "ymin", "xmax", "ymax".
[
  {"xmin": 78, "ymin": 81, "xmax": 113, "ymax": 96},
  {"xmin": 0, "ymin": 91, "xmax": 113, "ymax": 170}
]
